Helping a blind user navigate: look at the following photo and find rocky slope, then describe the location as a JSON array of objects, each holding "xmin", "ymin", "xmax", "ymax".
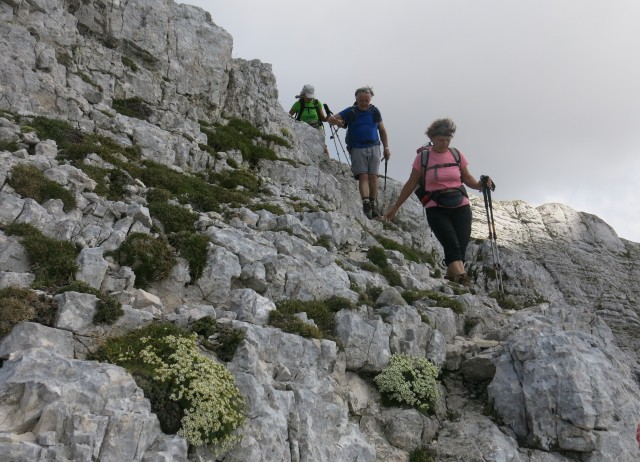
[{"xmin": 1, "ymin": 0, "xmax": 639, "ymax": 461}]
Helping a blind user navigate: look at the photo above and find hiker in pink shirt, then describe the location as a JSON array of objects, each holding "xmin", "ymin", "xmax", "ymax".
[{"xmin": 384, "ymin": 118, "xmax": 493, "ymax": 286}]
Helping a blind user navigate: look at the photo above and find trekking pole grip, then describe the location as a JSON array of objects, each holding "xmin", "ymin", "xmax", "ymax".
[{"xmin": 480, "ymin": 175, "xmax": 496, "ymax": 191}]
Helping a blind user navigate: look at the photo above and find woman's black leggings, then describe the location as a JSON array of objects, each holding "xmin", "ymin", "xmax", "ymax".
[{"xmin": 426, "ymin": 204, "xmax": 472, "ymax": 265}]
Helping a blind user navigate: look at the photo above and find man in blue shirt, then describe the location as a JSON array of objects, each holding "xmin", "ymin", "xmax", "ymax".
[{"xmin": 328, "ymin": 87, "xmax": 391, "ymax": 219}]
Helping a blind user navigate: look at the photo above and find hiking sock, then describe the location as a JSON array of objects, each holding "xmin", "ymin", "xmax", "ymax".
[{"xmin": 362, "ymin": 198, "xmax": 373, "ymax": 219}]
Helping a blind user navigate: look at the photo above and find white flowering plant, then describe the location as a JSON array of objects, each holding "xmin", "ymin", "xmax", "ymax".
[
  {"xmin": 138, "ymin": 333, "xmax": 246, "ymax": 450},
  {"xmin": 92, "ymin": 323, "xmax": 245, "ymax": 452},
  {"xmin": 373, "ymin": 353, "xmax": 440, "ymax": 413}
]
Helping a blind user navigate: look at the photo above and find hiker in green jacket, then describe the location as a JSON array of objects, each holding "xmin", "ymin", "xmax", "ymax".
[{"xmin": 289, "ymin": 84, "xmax": 329, "ymax": 156}]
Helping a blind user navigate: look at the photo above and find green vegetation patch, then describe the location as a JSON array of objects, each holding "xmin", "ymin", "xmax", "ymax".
[
  {"xmin": 0, "ymin": 140, "xmax": 19, "ymax": 152},
  {"xmin": 247, "ymin": 203, "xmax": 285, "ymax": 216},
  {"xmin": 350, "ymin": 282, "xmax": 383, "ymax": 307},
  {"xmin": 108, "ymin": 232, "xmax": 176, "ymax": 289},
  {"xmin": 56, "ymin": 281, "xmax": 124, "ymax": 325},
  {"xmin": 17, "ymin": 115, "xmax": 274, "ymax": 212},
  {"xmin": 148, "ymin": 201, "xmax": 198, "ymax": 235},
  {"xmin": 168, "ymin": 231, "xmax": 209, "ymax": 283},
  {"xmin": 9, "ymin": 163, "xmax": 76, "ymax": 212},
  {"xmin": 374, "ymin": 353, "xmax": 440, "ymax": 413},
  {"xmin": 269, "ymin": 296, "xmax": 355, "ymax": 341},
  {"xmin": 401, "ymin": 290, "xmax": 464, "ymax": 314},
  {"xmin": 22, "ymin": 116, "xmax": 141, "ymax": 165},
  {"xmin": 315, "ymin": 235, "xmax": 332, "ymax": 251},
  {"xmin": 260, "ymin": 133, "xmax": 292, "ymax": 147},
  {"xmin": 134, "ymin": 160, "xmax": 251, "ymax": 213},
  {"xmin": 0, "ymin": 287, "xmax": 58, "ymax": 338},
  {"xmin": 374, "ymin": 234, "xmax": 436, "ymax": 265},
  {"xmin": 409, "ymin": 448, "xmax": 435, "ymax": 462},
  {"xmin": 90, "ymin": 322, "xmax": 245, "ymax": 450},
  {"xmin": 112, "ymin": 96, "xmax": 153, "ymax": 120},
  {"xmin": 208, "ymin": 169, "xmax": 261, "ymax": 193},
  {"xmin": 489, "ymin": 291, "xmax": 521, "ymax": 310},
  {"xmin": 189, "ymin": 316, "xmax": 245, "ymax": 362},
  {"xmin": 366, "ymin": 246, "xmax": 403, "ymax": 287},
  {"xmin": 5, "ymin": 223, "xmax": 79, "ymax": 291},
  {"xmin": 121, "ymin": 55, "xmax": 139, "ymax": 72},
  {"xmin": 201, "ymin": 117, "xmax": 289, "ymax": 168}
]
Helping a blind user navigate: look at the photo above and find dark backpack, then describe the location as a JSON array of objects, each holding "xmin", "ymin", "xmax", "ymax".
[
  {"xmin": 343, "ymin": 104, "xmax": 382, "ymax": 150},
  {"xmin": 295, "ymin": 98, "xmax": 322, "ymax": 127},
  {"xmin": 414, "ymin": 146, "xmax": 468, "ymax": 207}
]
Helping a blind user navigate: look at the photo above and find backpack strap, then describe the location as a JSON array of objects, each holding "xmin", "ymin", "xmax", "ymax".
[
  {"xmin": 419, "ymin": 146, "xmax": 465, "ymax": 184},
  {"xmin": 450, "ymin": 147, "xmax": 463, "ymax": 182},
  {"xmin": 372, "ymin": 105, "xmax": 381, "ymax": 123},
  {"xmin": 343, "ymin": 104, "xmax": 357, "ymax": 129},
  {"xmin": 310, "ymin": 99, "xmax": 323, "ymax": 127},
  {"xmin": 422, "ymin": 147, "xmax": 463, "ymax": 180},
  {"xmin": 418, "ymin": 146, "xmax": 430, "ymax": 190},
  {"xmin": 343, "ymin": 104, "xmax": 380, "ymax": 128},
  {"xmin": 417, "ymin": 146, "xmax": 468, "ymax": 205}
]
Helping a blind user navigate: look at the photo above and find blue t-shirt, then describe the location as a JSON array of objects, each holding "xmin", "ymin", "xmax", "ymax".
[{"xmin": 338, "ymin": 106, "xmax": 381, "ymax": 148}]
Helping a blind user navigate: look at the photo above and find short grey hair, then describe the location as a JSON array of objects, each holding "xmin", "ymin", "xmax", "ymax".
[
  {"xmin": 426, "ymin": 118, "xmax": 456, "ymax": 138},
  {"xmin": 355, "ymin": 86, "xmax": 374, "ymax": 97}
]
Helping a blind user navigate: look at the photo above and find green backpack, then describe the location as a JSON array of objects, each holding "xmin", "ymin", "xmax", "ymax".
[{"xmin": 295, "ymin": 98, "xmax": 322, "ymax": 128}]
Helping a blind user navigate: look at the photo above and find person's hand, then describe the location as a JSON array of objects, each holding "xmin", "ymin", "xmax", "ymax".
[
  {"xmin": 383, "ymin": 205, "xmax": 398, "ymax": 221},
  {"xmin": 480, "ymin": 175, "xmax": 495, "ymax": 191},
  {"xmin": 383, "ymin": 147, "xmax": 391, "ymax": 160}
]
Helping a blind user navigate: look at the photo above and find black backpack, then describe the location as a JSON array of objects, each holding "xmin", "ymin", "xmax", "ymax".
[
  {"xmin": 295, "ymin": 98, "xmax": 322, "ymax": 127},
  {"xmin": 343, "ymin": 104, "xmax": 382, "ymax": 150},
  {"xmin": 414, "ymin": 146, "xmax": 468, "ymax": 207}
]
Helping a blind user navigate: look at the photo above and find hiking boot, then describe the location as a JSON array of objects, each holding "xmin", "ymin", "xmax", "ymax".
[
  {"xmin": 370, "ymin": 199, "xmax": 380, "ymax": 218},
  {"xmin": 362, "ymin": 200, "xmax": 373, "ymax": 219},
  {"xmin": 454, "ymin": 273, "xmax": 472, "ymax": 287}
]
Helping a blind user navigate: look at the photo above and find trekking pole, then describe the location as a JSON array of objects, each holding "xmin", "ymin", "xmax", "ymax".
[
  {"xmin": 324, "ymin": 104, "xmax": 350, "ymax": 166},
  {"xmin": 481, "ymin": 176, "xmax": 503, "ymax": 294},
  {"xmin": 382, "ymin": 159, "xmax": 388, "ymax": 210}
]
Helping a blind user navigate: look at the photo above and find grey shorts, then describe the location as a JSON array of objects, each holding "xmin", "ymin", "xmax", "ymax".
[{"xmin": 349, "ymin": 145, "xmax": 381, "ymax": 179}]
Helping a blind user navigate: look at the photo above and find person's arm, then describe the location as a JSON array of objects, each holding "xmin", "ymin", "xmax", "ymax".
[
  {"xmin": 318, "ymin": 107, "xmax": 328, "ymax": 122},
  {"xmin": 327, "ymin": 113, "xmax": 344, "ymax": 127},
  {"xmin": 461, "ymin": 164, "xmax": 493, "ymax": 190},
  {"xmin": 378, "ymin": 121, "xmax": 390, "ymax": 160},
  {"xmin": 289, "ymin": 100, "xmax": 301, "ymax": 118},
  {"xmin": 384, "ymin": 168, "xmax": 421, "ymax": 220}
]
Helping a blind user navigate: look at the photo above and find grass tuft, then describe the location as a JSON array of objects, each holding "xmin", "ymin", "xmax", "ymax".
[
  {"xmin": 4, "ymin": 223, "xmax": 79, "ymax": 290},
  {"xmin": 9, "ymin": 163, "xmax": 76, "ymax": 212},
  {"xmin": 108, "ymin": 232, "xmax": 176, "ymax": 289},
  {"xmin": 0, "ymin": 287, "xmax": 58, "ymax": 338},
  {"xmin": 56, "ymin": 281, "xmax": 124, "ymax": 325}
]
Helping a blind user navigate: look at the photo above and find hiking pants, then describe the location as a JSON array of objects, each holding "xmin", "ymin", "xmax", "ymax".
[
  {"xmin": 349, "ymin": 145, "xmax": 381, "ymax": 179},
  {"xmin": 426, "ymin": 204, "xmax": 472, "ymax": 265}
]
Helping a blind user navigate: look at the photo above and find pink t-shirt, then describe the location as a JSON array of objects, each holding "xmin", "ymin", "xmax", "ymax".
[{"xmin": 412, "ymin": 147, "xmax": 469, "ymax": 208}]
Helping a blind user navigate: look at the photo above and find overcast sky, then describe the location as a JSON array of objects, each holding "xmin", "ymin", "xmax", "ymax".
[{"xmin": 183, "ymin": 0, "xmax": 640, "ymax": 243}]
